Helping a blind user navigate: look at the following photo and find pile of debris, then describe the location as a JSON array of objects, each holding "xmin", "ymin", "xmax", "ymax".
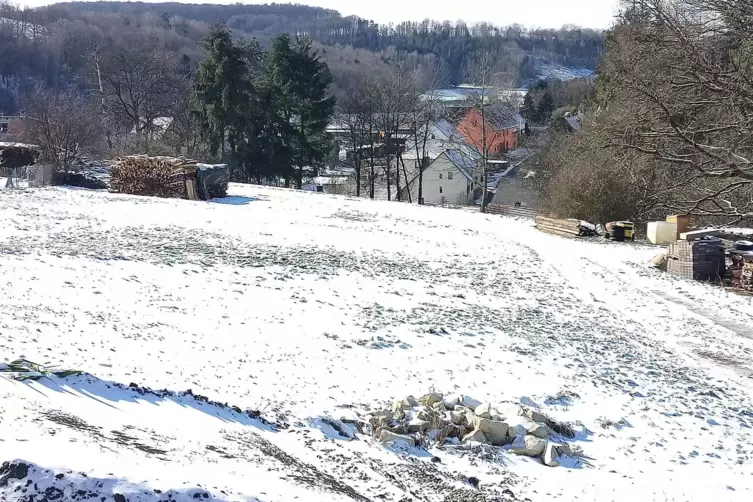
[
  {"xmin": 730, "ymin": 244, "xmax": 753, "ymax": 292},
  {"xmin": 111, "ymin": 155, "xmax": 198, "ymax": 199},
  {"xmin": 534, "ymin": 216, "xmax": 597, "ymax": 238},
  {"xmin": 367, "ymin": 393, "xmax": 578, "ymax": 468}
]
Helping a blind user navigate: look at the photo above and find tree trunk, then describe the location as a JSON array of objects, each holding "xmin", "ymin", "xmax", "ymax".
[
  {"xmin": 93, "ymin": 58, "xmax": 112, "ymax": 151},
  {"xmin": 385, "ymin": 153, "xmax": 392, "ymax": 201},
  {"xmin": 400, "ymin": 155, "xmax": 411, "ymax": 203},
  {"xmin": 370, "ymin": 162, "xmax": 375, "ymax": 199},
  {"xmin": 355, "ymin": 155, "xmax": 361, "ymax": 197},
  {"xmin": 418, "ymin": 158, "xmax": 424, "ymax": 205},
  {"xmin": 395, "ymin": 155, "xmax": 402, "ymax": 202},
  {"xmin": 480, "ymin": 103, "xmax": 489, "ymax": 213}
]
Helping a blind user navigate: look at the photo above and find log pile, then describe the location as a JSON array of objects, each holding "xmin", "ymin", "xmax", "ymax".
[
  {"xmin": 111, "ymin": 155, "xmax": 197, "ymax": 199},
  {"xmin": 534, "ymin": 216, "xmax": 597, "ymax": 238}
]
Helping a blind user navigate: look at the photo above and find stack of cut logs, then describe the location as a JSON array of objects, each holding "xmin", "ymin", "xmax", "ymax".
[
  {"xmin": 534, "ymin": 216, "xmax": 597, "ymax": 238},
  {"xmin": 111, "ymin": 155, "xmax": 197, "ymax": 199}
]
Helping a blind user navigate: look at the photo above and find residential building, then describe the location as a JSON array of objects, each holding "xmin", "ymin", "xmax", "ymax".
[
  {"xmin": 401, "ymin": 149, "xmax": 480, "ymax": 206},
  {"xmin": 0, "ymin": 115, "xmax": 28, "ymax": 139},
  {"xmin": 129, "ymin": 117, "xmax": 174, "ymax": 141},
  {"xmin": 403, "ymin": 119, "xmax": 476, "ymax": 166},
  {"xmin": 457, "ymin": 104, "xmax": 525, "ymax": 156}
]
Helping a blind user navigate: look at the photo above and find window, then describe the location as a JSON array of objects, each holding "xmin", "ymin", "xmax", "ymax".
[
  {"xmin": 439, "ymin": 186, "xmax": 443, "ymax": 194},
  {"xmin": 448, "ymin": 172, "xmax": 453, "ymax": 180},
  {"xmin": 439, "ymin": 173, "xmax": 443, "ymax": 179}
]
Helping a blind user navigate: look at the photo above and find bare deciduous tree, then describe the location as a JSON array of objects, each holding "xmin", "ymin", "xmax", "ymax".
[
  {"xmin": 459, "ymin": 52, "xmax": 517, "ymax": 212},
  {"xmin": 407, "ymin": 65, "xmax": 448, "ymax": 205},
  {"xmin": 102, "ymin": 49, "xmax": 183, "ymax": 140},
  {"xmin": 373, "ymin": 64, "xmax": 418, "ymax": 201},
  {"xmin": 22, "ymin": 86, "xmax": 102, "ymax": 172},
  {"xmin": 335, "ymin": 69, "xmax": 377, "ymax": 197},
  {"xmin": 602, "ymin": 0, "xmax": 753, "ymax": 222}
]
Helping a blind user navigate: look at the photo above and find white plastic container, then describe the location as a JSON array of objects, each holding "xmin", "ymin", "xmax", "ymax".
[{"xmin": 647, "ymin": 221, "xmax": 677, "ymax": 245}]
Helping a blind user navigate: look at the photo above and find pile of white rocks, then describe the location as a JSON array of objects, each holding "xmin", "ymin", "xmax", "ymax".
[{"xmin": 367, "ymin": 393, "xmax": 579, "ymax": 467}]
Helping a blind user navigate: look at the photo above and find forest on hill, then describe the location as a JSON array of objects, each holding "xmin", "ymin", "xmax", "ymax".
[{"xmin": 0, "ymin": 1, "xmax": 603, "ymax": 113}]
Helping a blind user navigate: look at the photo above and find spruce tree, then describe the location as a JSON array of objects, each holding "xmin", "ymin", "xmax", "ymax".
[
  {"xmin": 537, "ymin": 90, "xmax": 555, "ymax": 124},
  {"xmin": 266, "ymin": 34, "xmax": 336, "ymax": 189},
  {"xmin": 194, "ymin": 23, "xmax": 262, "ymax": 178},
  {"xmin": 522, "ymin": 92, "xmax": 536, "ymax": 123}
]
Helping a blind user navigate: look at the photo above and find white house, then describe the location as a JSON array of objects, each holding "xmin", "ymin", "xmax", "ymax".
[{"xmin": 401, "ymin": 149, "xmax": 480, "ymax": 206}]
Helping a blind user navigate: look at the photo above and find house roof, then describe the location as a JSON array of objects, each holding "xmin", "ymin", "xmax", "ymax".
[
  {"xmin": 564, "ymin": 114, "xmax": 582, "ymax": 132},
  {"xmin": 404, "ymin": 119, "xmax": 479, "ymax": 161},
  {"xmin": 487, "ymin": 105, "xmax": 524, "ymax": 131},
  {"xmin": 443, "ymin": 150, "xmax": 476, "ymax": 182}
]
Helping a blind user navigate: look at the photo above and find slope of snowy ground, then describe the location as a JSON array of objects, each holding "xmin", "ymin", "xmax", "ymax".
[{"xmin": 1, "ymin": 184, "xmax": 753, "ymax": 502}]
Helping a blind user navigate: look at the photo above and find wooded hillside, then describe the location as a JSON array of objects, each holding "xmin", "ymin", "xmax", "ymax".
[{"xmin": 0, "ymin": 1, "xmax": 603, "ymax": 113}]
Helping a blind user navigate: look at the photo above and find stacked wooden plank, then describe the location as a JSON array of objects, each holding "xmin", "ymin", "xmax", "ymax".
[
  {"xmin": 111, "ymin": 155, "xmax": 197, "ymax": 199},
  {"xmin": 534, "ymin": 216, "xmax": 596, "ymax": 238},
  {"xmin": 666, "ymin": 239, "xmax": 725, "ymax": 281},
  {"xmin": 486, "ymin": 203, "xmax": 538, "ymax": 219}
]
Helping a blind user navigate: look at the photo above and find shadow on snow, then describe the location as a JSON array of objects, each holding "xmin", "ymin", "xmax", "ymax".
[{"xmin": 28, "ymin": 373, "xmax": 276, "ymax": 431}]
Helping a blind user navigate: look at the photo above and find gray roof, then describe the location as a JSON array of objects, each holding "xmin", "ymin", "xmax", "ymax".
[
  {"xmin": 564, "ymin": 115, "xmax": 582, "ymax": 132},
  {"xmin": 487, "ymin": 105, "xmax": 524, "ymax": 131},
  {"xmin": 443, "ymin": 149, "xmax": 477, "ymax": 182}
]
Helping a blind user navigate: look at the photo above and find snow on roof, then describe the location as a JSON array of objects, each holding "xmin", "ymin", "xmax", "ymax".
[
  {"xmin": 488, "ymin": 105, "xmax": 525, "ymax": 131},
  {"xmin": 444, "ymin": 149, "xmax": 476, "ymax": 181},
  {"xmin": 0, "ymin": 141, "xmax": 38, "ymax": 150},
  {"xmin": 565, "ymin": 115, "xmax": 582, "ymax": 132}
]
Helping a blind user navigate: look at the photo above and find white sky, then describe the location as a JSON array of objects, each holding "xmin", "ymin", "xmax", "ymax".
[{"xmin": 19, "ymin": 0, "xmax": 621, "ymax": 29}]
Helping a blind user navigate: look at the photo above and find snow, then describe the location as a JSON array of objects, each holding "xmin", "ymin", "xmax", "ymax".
[{"xmin": 2, "ymin": 184, "xmax": 753, "ymax": 501}]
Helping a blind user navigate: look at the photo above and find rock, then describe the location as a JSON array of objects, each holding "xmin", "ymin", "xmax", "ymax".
[
  {"xmin": 557, "ymin": 444, "xmax": 573, "ymax": 457},
  {"xmin": 542, "ymin": 442, "xmax": 560, "ymax": 467},
  {"xmin": 454, "ymin": 405, "xmax": 472, "ymax": 413},
  {"xmin": 466, "ymin": 415, "xmax": 510, "ymax": 446},
  {"xmin": 432, "ymin": 401, "xmax": 447, "ymax": 412},
  {"xmin": 406, "ymin": 418, "xmax": 431, "ymax": 433},
  {"xmin": 461, "ymin": 396, "xmax": 482, "ymax": 410},
  {"xmin": 462, "ymin": 428, "xmax": 487, "ymax": 444},
  {"xmin": 431, "ymin": 456, "xmax": 442, "ymax": 463},
  {"xmin": 450, "ymin": 410, "xmax": 466, "ymax": 425},
  {"xmin": 416, "ymin": 408, "xmax": 434, "ymax": 422},
  {"xmin": 528, "ymin": 422, "xmax": 551, "ymax": 439},
  {"xmin": 369, "ymin": 410, "xmax": 394, "ymax": 431},
  {"xmin": 377, "ymin": 430, "xmax": 416, "ymax": 447},
  {"xmin": 474, "ymin": 403, "xmax": 493, "ymax": 419},
  {"xmin": 522, "ymin": 408, "xmax": 551, "ymax": 426},
  {"xmin": 444, "ymin": 395, "xmax": 461, "ymax": 408},
  {"xmin": 392, "ymin": 397, "xmax": 415, "ymax": 414},
  {"xmin": 495, "ymin": 403, "xmax": 524, "ymax": 421},
  {"xmin": 508, "ymin": 434, "xmax": 547, "ymax": 457},
  {"xmin": 504, "ymin": 415, "xmax": 534, "ymax": 436},
  {"xmin": 468, "ymin": 477, "xmax": 480, "ymax": 488},
  {"xmin": 419, "ymin": 393, "xmax": 444, "ymax": 407}
]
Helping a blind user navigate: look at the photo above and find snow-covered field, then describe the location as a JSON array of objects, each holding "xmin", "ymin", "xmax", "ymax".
[{"xmin": 1, "ymin": 184, "xmax": 753, "ymax": 502}]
